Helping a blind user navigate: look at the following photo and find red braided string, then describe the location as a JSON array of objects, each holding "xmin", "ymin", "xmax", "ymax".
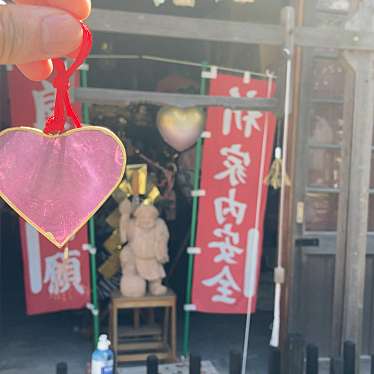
[{"xmin": 44, "ymin": 23, "xmax": 92, "ymax": 134}]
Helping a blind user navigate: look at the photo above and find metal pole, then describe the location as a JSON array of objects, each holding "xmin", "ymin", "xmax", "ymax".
[
  {"xmin": 182, "ymin": 62, "xmax": 208, "ymax": 357},
  {"xmin": 80, "ymin": 66, "xmax": 100, "ymax": 345}
]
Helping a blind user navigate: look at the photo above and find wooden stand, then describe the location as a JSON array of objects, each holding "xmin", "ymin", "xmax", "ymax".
[{"xmin": 110, "ymin": 289, "xmax": 177, "ymax": 364}]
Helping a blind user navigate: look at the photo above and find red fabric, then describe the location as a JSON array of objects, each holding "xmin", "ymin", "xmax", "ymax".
[
  {"xmin": 44, "ymin": 23, "xmax": 92, "ymax": 134},
  {"xmin": 191, "ymin": 74, "xmax": 276, "ymax": 314},
  {"xmin": 20, "ymin": 220, "xmax": 91, "ymax": 315}
]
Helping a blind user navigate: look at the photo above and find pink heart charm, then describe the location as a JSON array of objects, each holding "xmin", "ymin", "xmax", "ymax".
[{"xmin": 0, "ymin": 126, "xmax": 126, "ymax": 248}]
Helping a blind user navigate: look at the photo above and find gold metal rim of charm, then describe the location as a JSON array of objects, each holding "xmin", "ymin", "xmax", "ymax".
[{"xmin": 0, "ymin": 125, "xmax": 127, "ymax": 249}]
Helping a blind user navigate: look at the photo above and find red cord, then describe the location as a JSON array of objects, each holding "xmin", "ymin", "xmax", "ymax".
[{"xmin": 44, "ymin": 22, "xmax": 92, "ymax": 134}]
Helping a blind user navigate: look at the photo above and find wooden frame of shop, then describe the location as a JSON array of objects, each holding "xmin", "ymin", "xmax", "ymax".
[{"xmin": 81, "ymin": 0, "xmax": 374, "ymax": 360}]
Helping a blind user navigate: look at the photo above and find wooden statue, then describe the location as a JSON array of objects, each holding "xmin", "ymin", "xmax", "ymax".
[{"xmin": 119, "ymin": 200, "xmax": 169, "ymax": 297}]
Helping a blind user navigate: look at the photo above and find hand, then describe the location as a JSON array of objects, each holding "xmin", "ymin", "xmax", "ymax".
[{"xmin": 0, "ymin": 0, "xmax": 91, "ymax": 80}]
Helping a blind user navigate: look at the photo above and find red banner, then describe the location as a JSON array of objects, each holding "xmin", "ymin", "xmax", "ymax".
[
  {"xmin": 192, "ymin": 73, "xmax": 276, "ymax": 314},
  {"xmin": 7, "ymin": 68, "xmax": 91, "ymax": 315},
  {"xmin": 20, "ymin": 220, "xmax": 91, "ymax": 315}
]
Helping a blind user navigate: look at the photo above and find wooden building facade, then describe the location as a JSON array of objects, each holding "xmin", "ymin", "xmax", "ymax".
[{"xmin": 1, "ymin": 0, "xmax": 374, "ymax": 365}]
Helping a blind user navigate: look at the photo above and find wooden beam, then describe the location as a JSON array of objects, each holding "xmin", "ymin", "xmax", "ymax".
[
  {"xmin": 87, "ymin": 8, "xmax": 284, "ymax": 46},
  {"xmin": 75, "ymin": 87, "xmax": 278, "ymax": 110},
  {"xmin": 295, "ymin": 27, "xmax": 374, "ymax": 51},
  {"xmin": 87, "ymin": 8, "xmax": 374, "ymax": 51}
]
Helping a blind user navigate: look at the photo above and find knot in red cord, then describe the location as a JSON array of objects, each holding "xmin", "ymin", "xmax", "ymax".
[
  {"xmin": 52, "ymin": 73, "xmax": 70, "ymax": 92},
  {"xmin": 44, "ymin": 23, "xmax": 92, "ymax": 135}
]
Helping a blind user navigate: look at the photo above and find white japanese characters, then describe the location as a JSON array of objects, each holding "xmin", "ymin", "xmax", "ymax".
[
  {"xmin": 202, "ymin": 266, "xmax": 241, "ymax": 305},
  {"xmin": 44, "ymin": 250, "xmax": 85, "ymax": 296},
  {"xmin": 202, "ymin": 83, "xmax": 262, "ymax": 305},
  {"xmin": 214, "ymin": 144, "xmax": 250, "ymax": 187},
  {"xmin": 214, "ymin": 188, "xmax": 247, "ymax": 225},
  {"xmin": 222, "ymin": 87, "xmax": 263, "ymax": 138}
]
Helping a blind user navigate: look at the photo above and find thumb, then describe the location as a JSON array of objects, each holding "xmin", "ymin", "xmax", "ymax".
[{"xmin": 0, "ymin": 4, "xmax": 82, "ymax": 65}]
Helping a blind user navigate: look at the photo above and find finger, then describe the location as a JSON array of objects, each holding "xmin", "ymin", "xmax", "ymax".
[
  {"xmin": 17, "ymin": 59, "xmax": 53, "ymax": 81},
  {"xmin": 0, "ymin": 4, "xmax": 83, "ymax": 65},
  {"xmin": 15, "ymin": 0, "xmax": 91, "ymax": 20}
]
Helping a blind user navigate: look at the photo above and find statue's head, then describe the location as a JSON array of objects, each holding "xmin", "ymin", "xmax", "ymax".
[{"xmin": 133, "ymin": 204, "xmax": 159, "ymax": 229}]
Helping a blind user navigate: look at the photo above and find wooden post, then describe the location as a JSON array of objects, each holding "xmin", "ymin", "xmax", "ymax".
[
  {"xmin": 332, "ymin": 3, "xmax": 374, "ymax": 370},
  {"xmin": 341, "ymin": 47, "xmax": 374, "ymax": 370},
  {"xmin": 332, "ymin": 60, "xmax": 355, "ymax": 357}
]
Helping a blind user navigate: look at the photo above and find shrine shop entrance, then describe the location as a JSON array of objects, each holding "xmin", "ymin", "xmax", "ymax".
[
  {"xmin": 83, "ymin": 2, "xmax": 283, "ymax": 372},
  {"xmin": 2, "ymin": 1, "xmax": 374, "ymax": 373}
]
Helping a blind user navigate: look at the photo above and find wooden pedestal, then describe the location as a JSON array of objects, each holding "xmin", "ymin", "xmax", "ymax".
[{"xmin": 110, "ymin": 289, "xmax": 177, "ymax": 364}]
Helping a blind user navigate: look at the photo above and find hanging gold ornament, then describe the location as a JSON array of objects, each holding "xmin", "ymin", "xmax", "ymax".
[{"xmin": 264, "ymin": 148, "xmax": 291, "ymax": 190}]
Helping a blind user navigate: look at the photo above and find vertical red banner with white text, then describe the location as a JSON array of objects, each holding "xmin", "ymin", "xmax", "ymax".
[
  {"xmin": 192, "ymin": 73, "xmax": 276, "ymax": 314},
  {"xmin": 7, "ymin": 68, "xmax": 91, "ymax": 315}
]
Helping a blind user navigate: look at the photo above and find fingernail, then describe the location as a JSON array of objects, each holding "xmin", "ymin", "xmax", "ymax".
[{"xmin": 42, "ymin": 14, "xmax": 82, "ymax": 56}]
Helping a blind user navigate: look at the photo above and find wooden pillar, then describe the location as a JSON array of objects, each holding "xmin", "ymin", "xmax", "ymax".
[
  {"xmin": 342, "ymin": 48, "xmax": 374, "ymax": 359},
  {"xmin": 332, "ymin": 61, "xmax": 355, "ymax": 356},
  {"xmin": 332, "ymin": 4, "xmax": 374, "ymax": 368}
]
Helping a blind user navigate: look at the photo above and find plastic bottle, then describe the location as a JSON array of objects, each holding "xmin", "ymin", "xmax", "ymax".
[{"xmin": 91, "ymin": 334, "xmax": 114, "ymax": 374}]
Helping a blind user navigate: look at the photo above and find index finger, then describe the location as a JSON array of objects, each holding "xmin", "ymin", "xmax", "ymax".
[{"xmin": 15, "ymin": 0, "xmax": 91, "ymax": 20}]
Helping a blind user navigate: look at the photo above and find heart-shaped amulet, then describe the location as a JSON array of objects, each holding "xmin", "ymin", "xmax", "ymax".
[
  {"xmin": 0, "ymin": 126, "xmax": 126, "ymax": 248},
  {"xmin": 157, "ymin": 107, "xmax": 205, "ymax": 152}
]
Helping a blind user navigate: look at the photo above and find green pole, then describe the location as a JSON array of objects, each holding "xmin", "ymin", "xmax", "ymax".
[
  {"xmin": 80, "ymin": 65, "xmax": 100, "ymax": 345},
  {"xmin": 182, "ymin": 62, "xmax": 208, "ymax": 357}
]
